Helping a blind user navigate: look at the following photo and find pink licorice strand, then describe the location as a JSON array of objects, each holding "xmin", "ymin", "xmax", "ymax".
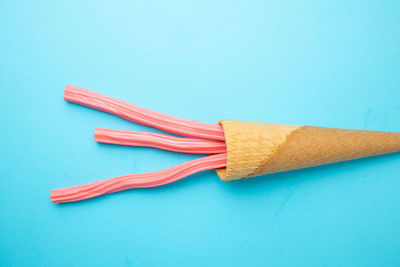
[
  {"xmin": 95, "ymin": 128, "xmax": 227, "ymax": 154},
  {"xmin": 64, "ymin": 85, "xmax": 225, "ymax": 141},
  {"xmin": 51, "ymin": 158, "xmax": 220, "ymax": 203},
  {"xmin": 51, "ymin": 155, "xmax": 226, "ymax": 203},
  {"xmin": 64, "ymin": 88, "xmax": 222, "ymax": 140},
  {"xmin": 50, "ymin": 153, "xmax": 227, "ymax": 203}
]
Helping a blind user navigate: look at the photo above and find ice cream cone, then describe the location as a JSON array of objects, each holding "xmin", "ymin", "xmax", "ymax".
[{"xmin": 216, "ymin": 120, "xmax": 400, "ymax": 181}]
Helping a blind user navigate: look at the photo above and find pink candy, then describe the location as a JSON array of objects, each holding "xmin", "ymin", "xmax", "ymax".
[{"xmin": 51, "ymin": 85, "xmax": 227, "ymax": 203}]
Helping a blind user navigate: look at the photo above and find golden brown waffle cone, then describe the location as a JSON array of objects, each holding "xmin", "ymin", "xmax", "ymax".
[{"xmin": 216, "ymin": 120, "xmax": 400, "ymax": 181}]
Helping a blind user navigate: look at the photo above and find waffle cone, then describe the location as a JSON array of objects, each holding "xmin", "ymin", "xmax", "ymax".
[{"xmin": 216, "ymin": 120, "xmax": 400, "ymax": 181}]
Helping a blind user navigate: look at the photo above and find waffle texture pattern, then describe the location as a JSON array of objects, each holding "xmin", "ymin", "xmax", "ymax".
[{"xmin": 216, "ymin": 120, "xmax": 400, "ymax": 181}]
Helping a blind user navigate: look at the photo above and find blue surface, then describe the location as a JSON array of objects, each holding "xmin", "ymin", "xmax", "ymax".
[{"xmin": 1, "ymin": 0, "xmax": 400, "ymax": 266}]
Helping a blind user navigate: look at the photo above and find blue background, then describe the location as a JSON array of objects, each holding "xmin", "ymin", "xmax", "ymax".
[{"xmin": 1, "ymin": 0, "xmax": 400, "ymax": 266}]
